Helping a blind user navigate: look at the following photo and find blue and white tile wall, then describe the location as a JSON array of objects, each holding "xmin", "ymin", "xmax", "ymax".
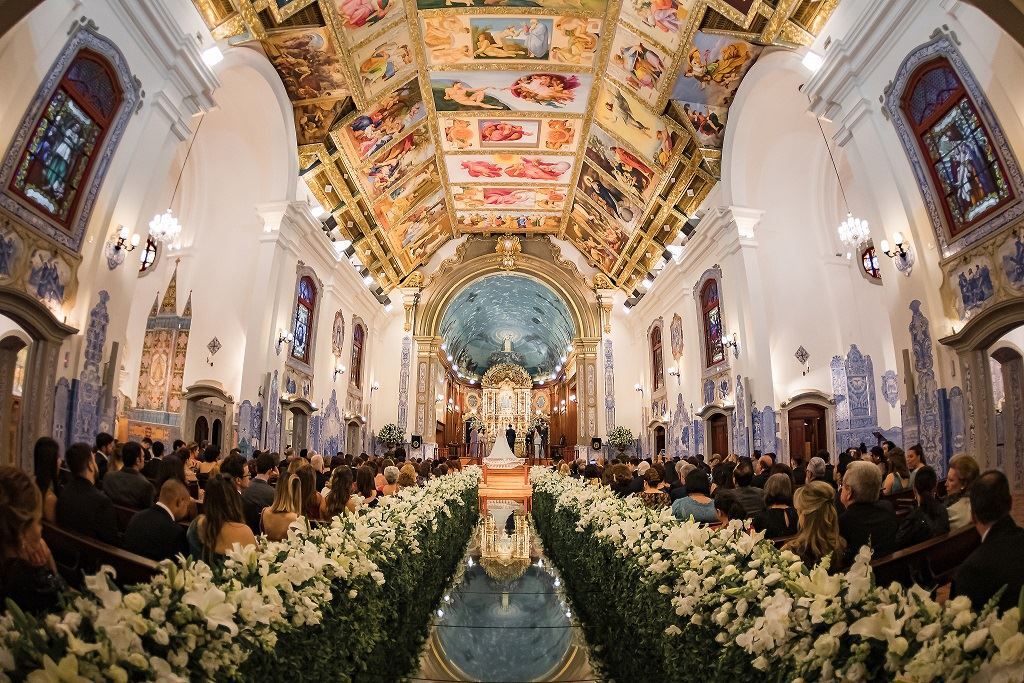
[
  {"xmin": 70, "ymin": 291, "xmax": 109, "ymax": 444},
  {"xmin": 831, "ymin": 344, "xmax": 903, "ymax": 453},
  {"xmin": 909, "ymin": 300, "xmax": 946, "ymax": 475}
]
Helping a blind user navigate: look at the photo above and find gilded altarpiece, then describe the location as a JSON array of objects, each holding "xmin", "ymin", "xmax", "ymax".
[{"xmin": 481, "ymin": 363, "xmax": 532, "ymax": 456}]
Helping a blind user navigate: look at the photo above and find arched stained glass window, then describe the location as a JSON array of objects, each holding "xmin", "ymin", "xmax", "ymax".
[
  {"xmin": 351, "ymin": 324, "xmax": 365, "ymax": 389},
  {"xmin": 900, "ymin": 57, "xmax": 1013, "ymax": 237},
  {"xmin": 291, "ymin": 276, "xmax": 316, "ymax": 364},
  {"xmin": 861, "ymin": 246, "xmax": 881, "ymax": 279},
  {"xmin": 9, "ymin": 50, "xmax": 122, "ymax": 228},
  {"xmin": 701, "ymin": 280, "xmax": 724, "ymax": 368},
  {"xmin": 650, "ymin": 325, "xmax": 665, "ymax": 392},
  {"xmin": 139, "ymin": 237, "xmax": 157, "ymax": 274}
]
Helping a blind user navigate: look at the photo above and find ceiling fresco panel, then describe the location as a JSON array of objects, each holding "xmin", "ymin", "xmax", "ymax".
[
  {"xmin": 445, "ymin": 153, "xmax": 575, "ymax": 184},
  {"xmin": 455, "ymin": 211, "xmax": 562, "ymax": 233},
  {"xmin": 420, "ymin": 15, "xmax": 601, "ymax": 67},
  {"xmin": 335, "ymin": 78, "xmax": 427, "ymax": 161},
  {"xmin": 618, "ymin": 0, "xmax": 698, "ymax": 53},
  {"xmin": 263, "ymin": 27, "xmax": 352, "ymax": 101},
  {"xmin": 451, "ymin": 185, "xmax": 568, "ymax": 211},
  {"xmin": 333, "ymin": 0, "xmax": 408, "ymax": 48},
  {"xmin": 606, "ymin": 22, "xmax": 675, "ymax": 107},
  {"xmin": 440, "ymin": 116, "xmax": 579, "ymax": 152},
  {"xmin": 429, "ymin": 71, "xmax": 593, "ymax": 114},
  {"xmin": 351, "ymin": 22, "xmax": 418, "ymax": 101}
]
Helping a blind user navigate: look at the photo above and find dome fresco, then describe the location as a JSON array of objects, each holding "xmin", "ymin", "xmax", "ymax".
[{"xmin": 439, "ymin": 274, "xmax": 574, "ymax": 376}]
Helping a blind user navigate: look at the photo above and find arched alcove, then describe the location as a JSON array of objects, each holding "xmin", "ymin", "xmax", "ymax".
[
  {"xmin": 779, "ymin": 390, "xmax": 837, "ymax": 465},
  {"xmin": 181, "ymin": 380, "xmax": 234, "ymax": 451}
]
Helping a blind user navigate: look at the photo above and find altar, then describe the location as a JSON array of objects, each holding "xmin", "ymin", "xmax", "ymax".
[{"xmin": 480, "ymin": 362, "xmax": 532, "ymax": 457}]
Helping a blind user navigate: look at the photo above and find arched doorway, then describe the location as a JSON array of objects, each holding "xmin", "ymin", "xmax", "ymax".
[
  {"xmin": 281, "ymin": 397, "xmax": 316, "ymax": 452},
  {"xmin": 194, "ymin": 416, "xmax": 209, "ymax": 445},
  {"xmin": 707, "ymin": 414, "xmax": 728, "ymax": 457},
  {"xmin": 212, "ymin": 418, "xmax": 223, "ymax": 448},
  {"xmin": 988, "ymin": 337, "xmax": 1024, "ymax": 477},
  {"xmin": 787, "ymin": 403, "xmax": 828, "ymax": 463},
  {"xmin": 653, "ymin": 424, "xmax": 666, "ymax": 457},
  {"xmin": 346, "ymin": 420, "xmax": 362, "ymax": 455},
  {"xmin": 0, "ymin": 323, "xmax": 30, "ymax": 467}
]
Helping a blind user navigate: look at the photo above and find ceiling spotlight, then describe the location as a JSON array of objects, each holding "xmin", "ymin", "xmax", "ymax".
[
  {"xmin": 324, "ymin": 184, "xmax": 333, "ymax": 193},
  {"xmin": 642, "ymin": 274, "xmax": 655, "ymax": 289},
  {"xmin": 566, "ymin": 343, "xmax": 573, "ymax": 353},
  {"xmin": 623, "ymin": 303, "xmax": 631, "ymax": 314},
  {"xmin": 802, "ymin": 50, "xmax": 825, "ymax": 73},
  {"xmin": 201, "ymin": 46, "xmax": 224, "ymax": 67},
  {"xmin": 310, "ymin": 205, "xmax": 325, "ymax": 219},
  {"xmin": 384, "ymin": 303, "xmax": 393, "ymax": 313},
  {"xmin": 362, "ymin": 273, "xmax": 374, "ymax": 286}
]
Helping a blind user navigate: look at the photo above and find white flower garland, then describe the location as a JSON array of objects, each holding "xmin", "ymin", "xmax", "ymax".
[
  {"xmin": 531, "ymin": 468, "xmax": 1024, "ymax": 682},
  {"xmin": 0, "ymin": 467, "xmax": 480, "ymax": 683}
]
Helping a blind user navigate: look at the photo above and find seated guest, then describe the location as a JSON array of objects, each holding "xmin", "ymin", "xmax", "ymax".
[
  {"xmin": 786, "ymin": 481, "xmax": 847, "ymax": 569},
  {"xmin": 907, "ymin": 443, "xmax": 927, "ymax": 489},
  {"xmin": 93, "ymin": 432, "xmax": 115, "ymax": 483},
  {"xmin": 219, "ymin": 453, "xmax": 251, "ymax": 494},
  {"xmin": 944, "ymin": 454, "xmax": 980, "ymax": 529},
  {"xmin": 374, "ymin": 459, "xmax": 393, "ymax": 492},
  {"xmin": 0, "ymin": 466, "xmax": 64, "ymax": 614},
  {"xmin": 101, "ymin": 441, "xmax": 156, "ymax": 509},
  {"xmin": 187, "ymin": 474, "xmax": 256, "ymax": 560},
  {"xmin": 718, "ymin": 459, "xmax": 765, "ymax": 517},
  {"xmin": 792, "ymin": 456, "xmax": 807, "ymax": 487},
  {"xmin": 895, "ymin": 465, "xmax": 949, "ymax": 549},
  {"xmin": 670, "ymin": 462, "xmax": 696, "ymax": 501},
  {"xmin": 397, "ymin": 465, "xmax": 416, "ymax": 489},
  {"xmin": 381, "ymin": 466, "xmax": 401, "ymax": 496},
  {"xmin": 56, "ymin": 442, "xmax": 119, "ymax": 545},
  {"xmin": 710, "ymin": 461, "xmax": 735, "ymax": 498},
  {"xmin": 751, "ymin": 455, "xmax": 773, "ymax": 489},
  {"xmin": 583, "ymin": 463, "xmax": 602, "ymax": 486},
  {"xmin": 183, "ymin": 444, "xmax": 201, "ymax": 483},
  {"xmin": 768, "ymin": 462, "xmax": 794, "ymax": 485},
  {"xmin": 882, "ymin": 448, "xmax": 910, "ymax": 495},
  {"xmin": 242, "ymin": 453, "xmax": 277, "ymax": 533},
  {"xmin": 714, "ymin": 496, "xmax": 747, "ymax": 525},
  {"xmin": 805, "ymin": 456, "xmax": 828, "ymax": 485},
  {"xmin": 141, "ymin": 437, "xmax": 153, "ymax": 463},
  {"xmin": 609, "ymin": 464, "xmax": 633, "ymax": 498},
  {"xmin": 953, "ymin": 470, "xmax": 1024, "ymax": 613},
  {"xmin": 323, "ymin": 467, "xmax": 356, "ymax": 518},
  {"xmin": 310, "ymin": 453, "xmax": 328, "ymax": 491},
  {"xmin": 839, "ymin": 461, "xmax": 897, "ymax": 558},
  {"xmin": 156, "ymin": 453, "xmax": 187, "ymax": 491},
  {"xmin": 752, "ymin": 473, "xmax": 798, "ymax": 538},
  {"xmin": 141, "ymin": 440, "xmax": 165, "ymax": 480},
  {"xmin": 33, "ymin": 437, "xmax": 61, "ymax": 523},
  {"xmin": 629, "ymin": 461, "xmax": 649, "ymax": 495},
  {"xmin": 867, "ymin": 446, "xmax": 886, "ymax": 477},
  {"xmin": 672, "ymin": 470, "xmax": 718, "ymax": 524},
  {"xmin": 557, "ymin": 462, "xmax": 570, "ymax": 475},
  {"xmin": 196, "ymin": 445, "xmax": 220, "ymax": 478},
  {"xmin": 122, "ymin": 480, "xmax": 190, "ymax": 561},
  {"xmin": 639, "ymin": 468, "xmax": 670, "ymax": 509},
  {"xmin": 355, "ymin": 465, "xmax": 379, "ymax": 508},
  {"xmin": 261, "ymin": 474, "xmax": 303, "ymax": 541},
  {"xmin": 172, "ymin": 439, "xmax": 185, "ymax": 452}
]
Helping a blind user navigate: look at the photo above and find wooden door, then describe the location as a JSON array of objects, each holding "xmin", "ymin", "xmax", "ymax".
[
  {"xmin": 708, "ymin": 414, "xmax": 728, "ymax": 457},
  {"xmin": 654, "ymin": 426, "xmax": 666, "ymax": 456},
  {"xmin": 788, "ymin": 404, "xmax": 827, "ymax": 461}
]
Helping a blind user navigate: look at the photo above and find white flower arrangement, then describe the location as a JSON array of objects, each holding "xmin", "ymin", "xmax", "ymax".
[
  {"xmin": 530, "ymin": 467, "xmax": 1024, "ymax": 682},
  {"xmin": 607, "ymin": 426, "xmax": 634, "ymax": 451},
  {"xmin": 377, "ymin": 423, "xmax": 405, "ymax": 448},
  {"xmin": 0, "ymin": 467, "xmax": 481, "ymax": 682}
]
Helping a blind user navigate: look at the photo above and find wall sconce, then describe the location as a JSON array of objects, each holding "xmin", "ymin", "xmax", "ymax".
[
  {"xmin": 879, "ymin": 232, "xmax": 915, "ymax": 276},
  {"xmin": 634, "ymin": 383, "xmax": 644, "ymax": 395},
  {"xmin": 276, "ymin": 330, "xmax": 294, "ymax": 355},
  {"xmin": 105, "ymin": 225, "xmax": 141, "ymax": 269},
  {"xmin": 370, "ymin": 381, "xmax": 380, "ymax": 393},
  {"xmin": 722, "ymin": 333, "xmax": 740, "ymax": 358},
  {"xmin": 569, "ymin": 394, "xmax": 576, "ymax": 403},
  {"xmin": 333, "ymin": 363, "xmax": 346, "ymax": 381},
  {"xmin": 668, "ymin": 367, "xmax": 680, "ymax": 385}
]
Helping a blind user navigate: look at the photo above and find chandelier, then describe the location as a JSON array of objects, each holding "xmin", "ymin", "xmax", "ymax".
[
  {"xmin": 148, "ymin": 114, "xmax": 205, "ymax": 245},
  {"xmin": 816, "ymin": 117, "xmax": 870, "ymax": 257}
]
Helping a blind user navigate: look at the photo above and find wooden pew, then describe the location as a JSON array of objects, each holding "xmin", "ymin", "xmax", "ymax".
[
  {"xmin": 113, "ymin": 504, "xmax": 139, "ymax": 532},
  {"xmin": 42, "ymin": 521, "xmax": 161, "ymax": 588},
  {"xmin": 870, "ymin": 525, "xmax": 980, "ymax": 588}
]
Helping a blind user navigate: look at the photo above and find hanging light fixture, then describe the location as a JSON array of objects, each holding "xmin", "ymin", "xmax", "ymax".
[
  {"xmin": 817, "ymin": 116, "xmax": 869, "ymax": 257},
  {"xmin": 149, "ymin": 114, "xmax": 206, "ymax": 245}
]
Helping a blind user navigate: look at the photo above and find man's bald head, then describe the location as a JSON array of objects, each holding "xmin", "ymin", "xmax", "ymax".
[{"xmin": 159, "ymin": 479, "xmax": 191, "ymax": 520}]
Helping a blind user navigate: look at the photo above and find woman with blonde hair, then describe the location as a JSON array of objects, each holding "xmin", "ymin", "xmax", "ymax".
[
  {"xmin": 261, "ymin": 473, "xmax": 304, "ymax": 541},
  {"xmin": 784, "ymin": 480, "xmax": 846, "ymax": 569},
  {"xmin": 397, "ymin": 464, "xmax": 417, "ymax": 488}
]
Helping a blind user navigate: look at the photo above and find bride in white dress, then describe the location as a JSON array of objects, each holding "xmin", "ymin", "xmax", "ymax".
[{"xmin": 483, "ymin": 429, "xmax": 525, "ymax": 469}]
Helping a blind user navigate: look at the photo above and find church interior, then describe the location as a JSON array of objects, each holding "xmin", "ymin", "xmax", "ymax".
[{"xmin": 1, "ymin": 0, "xmax": 1024, "ymax": 680}]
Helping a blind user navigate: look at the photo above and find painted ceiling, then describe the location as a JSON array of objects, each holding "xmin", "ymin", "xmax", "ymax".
[
  {"xmin": 438, "ymin": 274, "xmax": 574, "ymax": 376},
  {"xmin": 192, "ymin": 0, "xmax": 837, "ymax": 292}
]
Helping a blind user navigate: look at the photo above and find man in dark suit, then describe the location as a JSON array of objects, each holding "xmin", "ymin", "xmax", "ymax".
[
  {"xmin": 242, "ymin": 453, "xmax": 278, "ymax": 533},
  {"xmin": 719, "ymin": 459, "xmax": 765, "ymax": 517},
  {"xmin": 56, "ymin": 442, "xmax": 119, "ymax": 545},
  {"xmin": 102, "ymin": 441, "xmax": 156, "ymax": 509},
  {"xmin": 122, "ymin": 480, "xmax": 190, "ymax": 561},
  {"xmin": 93, "ymin": 432, "xmax": 115, "ymax": 484},
  {"xmin": 141, "ymin": 440, "xmax": 165, "ymax": 480},
  {"xmin": 505, "ymin": 424, "xmax": 516, "ymax": 450},
  {"xmin": 953, "ymin": 470, "xmax": 1024, "ymax": 613},
  {"xmin": 839, "ymin": 461, "xmax": 897, "ymax": 557},
  {"xmin": 141, "ymin": 437, "xmax": 153, "ymax": 463},
  {"xmin": 751, "ymin": 455, "xmax": 773, "ymax": 489}
]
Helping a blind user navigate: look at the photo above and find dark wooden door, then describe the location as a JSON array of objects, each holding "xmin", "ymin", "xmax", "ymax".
[
  {"xmin": 654, "ymin": 426, "xmax": 666, "ymax": 456},
  {"xmin": 788, "ymin": 404, "xmax": 827, "ymax": 461},
  {"xmin": 708, "ymin": 414, "xmax": 728, "ymax": 457},
  {"xmin": 194, "ymin": 416, "xmax": 209, "ymax": 444}
]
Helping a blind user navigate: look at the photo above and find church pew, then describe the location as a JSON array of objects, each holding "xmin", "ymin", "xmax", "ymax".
[
  {"xmin": 869, "ymin": 525, "xmax": 980, "ymax": 588},
  {"xmin": 113, "ymin": 504, "xmax": 138, "ymax": 532},
  {"xmin": 42, "ymin": 521, "xmax": 160, "ymax": 588}
]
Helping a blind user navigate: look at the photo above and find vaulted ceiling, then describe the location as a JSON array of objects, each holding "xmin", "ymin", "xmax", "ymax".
[{"xmin": 192, "ymin": 0, "xmax": 838, "ymax": 292}]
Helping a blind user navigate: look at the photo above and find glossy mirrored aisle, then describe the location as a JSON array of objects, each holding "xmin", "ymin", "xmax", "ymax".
[{"xmin": 413, "ymin": 510, "xmax": 596, "ymax": 683}]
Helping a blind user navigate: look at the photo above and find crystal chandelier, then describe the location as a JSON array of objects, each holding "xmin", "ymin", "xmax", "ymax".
[
  {"xmin": 837, "ymin": 212, "xmax": 870, "ymax": 250},
  {"xmin": 148, "ymin": 114, "xmax": 205, "ymax": 245}
]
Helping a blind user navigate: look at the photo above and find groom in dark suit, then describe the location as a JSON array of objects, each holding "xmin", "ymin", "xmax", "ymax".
[{"xmin": 505, "ymin": 424, "xmax": 516, "ymax": 450}]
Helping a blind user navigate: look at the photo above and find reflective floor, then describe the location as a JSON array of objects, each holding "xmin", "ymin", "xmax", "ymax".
[{"xmin": 412, "ymin": 517, "xmax": 597, "ymax": 682}]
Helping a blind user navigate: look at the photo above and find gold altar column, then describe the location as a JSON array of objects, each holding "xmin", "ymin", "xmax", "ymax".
[
  {"xmin": 413, "ymin": 335, "xmax": 442, "ymax": 443},
  {"xmin": 574, "ymin": 338, "xmax": 601, "ymax": 448}
]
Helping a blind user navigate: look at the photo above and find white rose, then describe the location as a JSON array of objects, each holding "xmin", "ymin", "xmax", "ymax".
[{"xmin": 123, "ymin": 592, "xmax": 146, "ymax": 613}]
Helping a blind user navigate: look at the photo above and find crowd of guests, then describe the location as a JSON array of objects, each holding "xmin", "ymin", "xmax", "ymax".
[
  {"xmin": 0, "ymin": 434, "xmax": 467, "ymax": 616},
  {"xmin": 557, "ymin": 441, "xmax": 1023, "ymax": 612}
]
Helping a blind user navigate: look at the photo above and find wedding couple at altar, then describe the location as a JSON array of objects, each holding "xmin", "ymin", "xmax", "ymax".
[{"xmin": 483, "ymin": 423, "xmax": 525, "ymax": 469}]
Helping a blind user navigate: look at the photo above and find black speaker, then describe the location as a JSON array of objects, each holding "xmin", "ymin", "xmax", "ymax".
[
  {"xmin": 411, "ymin": 434, "xmax": 422, "ymax": 449},
  {"xmin": 591, "ymin": 437, "xmax": 602, "ymax": 451}
]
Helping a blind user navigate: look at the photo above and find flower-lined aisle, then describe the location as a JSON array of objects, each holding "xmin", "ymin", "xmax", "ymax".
[
  {"xmin": 0, "ymin": 467, "xmax": 480, "ymax": 683},
  {"xmin": 530, "ymin": 468, "xmax": 1024, "ymax": 683}
]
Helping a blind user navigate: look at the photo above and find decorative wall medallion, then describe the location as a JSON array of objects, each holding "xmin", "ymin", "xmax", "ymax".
[
  {"xmin": 332, "ymin": 310, "xmax": 345, "ymax": 358},
  {"xmin": 670, "ymin": 313, "xmax": 684, "ymax": 360},
  {"xmin": 881, "ymin": 370, "xmax": 899, "ymax": 408},
  {"xmin": 794, "ymin": 345, "xmax": 809, "ymax": 366},
  {"xmin": 207, "ymin": 337, "xmax": 221, "ymax": 356}
]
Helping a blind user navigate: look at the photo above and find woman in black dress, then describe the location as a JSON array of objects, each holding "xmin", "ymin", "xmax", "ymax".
[{"xmin": 752, "ymin": 473, "xmax": 798, "ymax": 538}]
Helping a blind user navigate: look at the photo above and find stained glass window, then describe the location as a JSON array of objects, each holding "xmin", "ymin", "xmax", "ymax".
[
  {"xmin": 902, "ymin": 58, "xmax": 1013, "ymax": 237},
  {"xmin": 701, "ymin": 280, "xmax": 724, "ymax": 368},
  {"xmin": 10, "ymin": 50, "xmax": 121, "ymax": 228},
  {"xmin": 650, "ymin": 326, "xmax": 664, "ymax": 391},
  {"xmin": 861, "ymin": 246, "xmax": 881, "ymax": 279},
  {"xmin": 291, "ymin": 276, "xmax": 316, "ymax": 363},
  {"xmin": 351, "ymin": 324, "xmax": 365, "ymax": 389},
  {"xmin": 139, "ymin": 237, "xmax": 157, "ymax": 273}
]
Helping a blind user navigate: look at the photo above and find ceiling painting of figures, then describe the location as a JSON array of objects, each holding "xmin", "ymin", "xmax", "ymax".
[{"xmin": 193, "ymin": 0, "xmax": 840, "ymax": 291}]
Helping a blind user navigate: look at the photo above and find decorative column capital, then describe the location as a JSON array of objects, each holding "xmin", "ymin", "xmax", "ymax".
[{"xmin": 596, "ymin": 289, "xmax": 615, "ymax": 334}]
